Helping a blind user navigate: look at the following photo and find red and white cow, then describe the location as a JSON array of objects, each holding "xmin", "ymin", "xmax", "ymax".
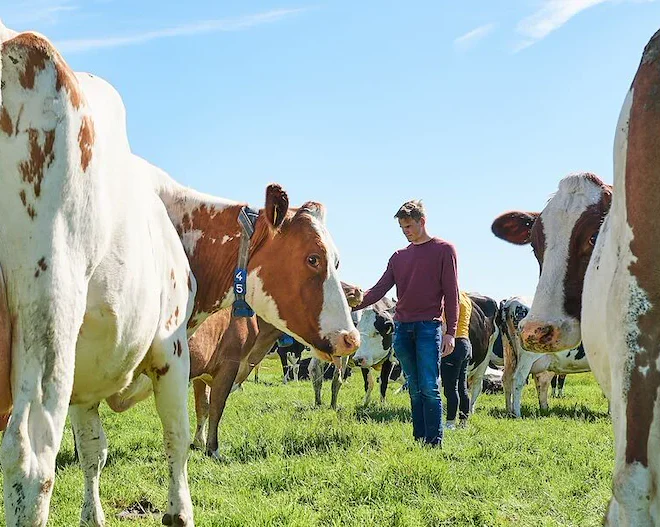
[
  {"xmin": 492, "ymin": 29, "xmax": 660, "ymax": 525},
  {"xmin": 497, "ymin": 297, "xmax": 590, "ymax": 417},
  {"xmin": 0, "ymin": 23, "xmax": 359, "ymax": 527}
]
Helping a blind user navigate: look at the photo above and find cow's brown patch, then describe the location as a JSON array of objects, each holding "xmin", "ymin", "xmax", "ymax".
[
  {"xmin": 78, "ymin": 115, "xmax": 94, "ymax": 172},
  {"xmin": 19, "ymin": 128, "xmax": 55, "ymax": 199},
  {"xmin": 27, "ymin": 204, "xmax": 36, "ymax": 220},
  {"xmin": 563, "ymin": 190, "xmax": 612, "ymax": 320},
  {"xmin": 174, "ymin": 340, "xmax": 182, "ymax": 357},
  {"xmin": 19, "ymin": 190, "xmax": 26, "ymax": 207},
  {"xmin": 5, "ymin": 32, "xmax": 83, "ymax": 110},
  {"xmin": 187, "ymin": 271, "xmax": 193, "ymax": 291},
  {"xmin": 152, "ymin": 364, "xmax": 170, "ymax": 381},
  {"xmin": 37, "ymin": 257, "xmax": 47, "ymax": 271},
  {"xmin": 40, "ymin": 478, "xmax": 53, "ymax": 493},
  {"xmin": 54, "ymin": 60, "xmax": 82, "ymax": 110},
  {"xmin": 623, "ymin": 31, "xmax": 660, "ymax": 467},
  {"xmin": 174, "ymin": 306, "xmax": 180, "ymax": 321},
  {"xmin": 0, "ymin": 108, "xmax": 12, "ymax": 136},
  {"xmin": 6, "ymin": 33, "xmax": 49, "ymax": 90},
  {"xmin": 529, "ymin": 218, "xmax": 546, "ymax": 275},
  {"xmin": 177, "ymin": 205, "xmax": 242, "ymax": 319}
]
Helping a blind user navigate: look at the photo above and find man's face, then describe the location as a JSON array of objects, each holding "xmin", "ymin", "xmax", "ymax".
[{"xmin": 398, "ymin": 217, "xmax": 424, "ymax": 243}]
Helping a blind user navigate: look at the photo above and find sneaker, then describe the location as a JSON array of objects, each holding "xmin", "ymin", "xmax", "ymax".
[{"xmin": 444, "ymin": 421, "xmax": 456, "ymax": 430}]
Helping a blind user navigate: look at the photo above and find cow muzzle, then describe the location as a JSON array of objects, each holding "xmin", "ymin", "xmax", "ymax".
[
  {"xmin": 332, "ymin": 329, "xmax": 360, "ymax": 356},
  {"xmin": 518, "ymin": 317, "xmax": 581, "ymax": 354}
]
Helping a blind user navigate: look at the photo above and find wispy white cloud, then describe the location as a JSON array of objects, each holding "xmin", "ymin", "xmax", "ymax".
[
  {"xmin": 515, "ymin": 0, "xmax": 655, "ymax": 51},
  {"xmin": 54, "ymin": 8, "xmax": 310, "ymax": 53},
  {"xmin": 4, "ymin": 0, "xmax": 78, "ymax": 27},
  {"xmin": 454, "ymin": 23, "xmax": 496, "ymax": 51}
]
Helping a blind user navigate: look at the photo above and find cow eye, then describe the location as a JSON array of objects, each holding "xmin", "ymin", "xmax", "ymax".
[
  {"xmin": 589, "ymin": 232, "xmax": 598, "ymax": 246},
  {"xmin": 307, "ymin": 254, "xmax": 321, "ymax": 268}
]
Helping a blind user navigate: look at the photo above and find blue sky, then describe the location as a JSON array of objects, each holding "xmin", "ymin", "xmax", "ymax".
[{"xmin": 3, "ymin": 0, "xmax": 660, "ymax": 302}]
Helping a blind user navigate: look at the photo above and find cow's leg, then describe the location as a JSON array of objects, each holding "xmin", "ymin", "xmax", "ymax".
[
  {"xmin": 330, "ymin": 357, "xmax": 347, "ymax": 410},
  {"xmin": 467, "ymin": 357, "xmax": 488, "ymax": 414},
  {"xmin": 0, "ymin": 290, "xmax": 86, "ymax": 526},
  {"xmin": 253, "ymin": 364, "xmax": 260, "ymax": 383},
  {"xmin": 292, "ymin": 363, "xmax": 300, "ymax": 382},
  {"xmin": 533, "ymin": 371, "xmax": 554, "ymax": 411},
  {"xmin": 206, "ymin": 360, "xmax": 241, "ymax": 459},
  {"xmin": 551, "ymin": 374, "xmax": 558, "ymax": 397},
  {"xmin": 278, "ymin": 349, "xmax": 288, "ymax": 383},
  {"xmin": 379, "ymin": 360, "xmax": 393, "ymax": 403},
  {"xmin": 310, "ymin": 357, "xmax": 323, "ymax": 406},
  {"xmin": 191, "ymin": 379, "xmax": 209, "ymax": 450},
  {"xmin": 150, "ymin": 332, "xmax": 194, "ymax": 527},
  {"xmin": 363, "ymin": 370, "xmax": 375, "ymax": 406},
  {"xmin": 557, "ymin": 374, "xmax": 566, "ymax": 397},
  {"xmin": 70, "ymin": 403, "xmax": 107, "ymax": 527},
  {"xmin": 502, "ymin": 339, "xmax": 516, "ymax": 416},
  {"xmin": 511, "ymin": 355, "xmax": 537, "ymax": 418}
]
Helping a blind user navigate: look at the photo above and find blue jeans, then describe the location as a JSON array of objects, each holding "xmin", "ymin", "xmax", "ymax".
[{"xmin": 393, "ymin": 320, "xmax": 443, "ymax": 446}]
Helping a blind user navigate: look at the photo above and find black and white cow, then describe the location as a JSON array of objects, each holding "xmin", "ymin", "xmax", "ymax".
[
  {"xmin": 272, "ymin": 335, "xmax": 307, "ymax": 383},
  {"xmin": 353, "ymin": 294, "xmax": 500, "ymax": 411},
  {"xmin": 497, "ymin": 297, "xmax": 590, "ymax": 417}
]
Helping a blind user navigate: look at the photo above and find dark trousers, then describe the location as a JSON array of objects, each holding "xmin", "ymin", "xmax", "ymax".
[
  {"xmin": 441, "ymin": 337, "xmax": 471, "ymax": 422},
  {"xmin": 393, "ymin": 320, "xmax": 443, "ymax": 446}
]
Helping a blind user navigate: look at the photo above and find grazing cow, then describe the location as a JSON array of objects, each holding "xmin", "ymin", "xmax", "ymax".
[
  {"xmin": 551, "ymin": 374, "xmax": 567, "ymax": 397},
  {"xmin": 352, "ymin": 294, "xmax": 499, "ymax": 411},
  {"xmin": 491, "ymin": 29, "xmax": 660, "ymax": 525},
  {"xmin": 0, "ymin": 23, "xmax": 359, "ymax": 527},
  {"xmin": 497, "ymin": 297, "xmax": 590, "ymax": 417}
]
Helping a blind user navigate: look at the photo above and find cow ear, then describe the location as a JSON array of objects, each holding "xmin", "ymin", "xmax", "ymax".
[
  {"xmin": 264, "ymin": 184, "xmax": 289, "ymax": 229},
  {"xmin": 296, "ymin": 201, "xmax": 326, "ymax": 224},
  {"xmin": 491, "ymin": 211, "xmax": 539, "ymax": 245},
  {"xmin": 385, "ymin": 321, "xmax": 394, "ymax": 335}
]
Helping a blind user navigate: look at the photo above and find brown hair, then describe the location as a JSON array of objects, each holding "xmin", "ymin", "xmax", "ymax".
[{"xmin": 394, "ymin": 200, "xmax": 425, "ymax": 221}]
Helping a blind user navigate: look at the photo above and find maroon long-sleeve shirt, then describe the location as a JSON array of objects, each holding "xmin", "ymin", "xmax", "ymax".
[{"xmin": 355, "ymin": 237, "xmax": 460, "ymax": 336}]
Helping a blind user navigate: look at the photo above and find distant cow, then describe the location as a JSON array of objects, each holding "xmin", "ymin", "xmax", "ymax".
[
  {"xmin": 497, "ymin": 297, "xmax": 590, "ymax": 417},
  {"xmin": 353, "ymin": 294, "xmax": 499, "ymax": 411}
]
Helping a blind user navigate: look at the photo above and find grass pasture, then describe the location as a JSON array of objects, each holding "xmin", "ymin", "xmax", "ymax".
[{"xmin": 0, "ymin": 359, "xmax": 614, "ymax": 526}]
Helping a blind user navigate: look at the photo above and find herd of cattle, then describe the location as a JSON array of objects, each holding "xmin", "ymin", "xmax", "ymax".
[{"xmin": 0, "ymin": 19, "xmax": 658, "ymax": 527}]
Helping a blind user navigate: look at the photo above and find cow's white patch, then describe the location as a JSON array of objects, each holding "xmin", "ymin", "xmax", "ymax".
[{"xmin": 181, "ymin": 229, "xmax": 203, "ymax": 255}]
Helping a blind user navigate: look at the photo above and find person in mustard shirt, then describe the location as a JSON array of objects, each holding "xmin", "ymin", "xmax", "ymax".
[{"xmin": 441, "ymin": 291, "xmax": 472, "ymax": 429}]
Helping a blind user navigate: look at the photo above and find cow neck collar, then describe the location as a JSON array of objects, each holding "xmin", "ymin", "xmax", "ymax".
[{"xmin": 232, "ymin": 206, "xmax": 259, "ymax": 317}]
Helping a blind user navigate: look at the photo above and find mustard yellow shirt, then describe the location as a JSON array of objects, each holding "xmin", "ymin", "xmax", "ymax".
[{"xmin": 444, "ymin": 291, "xmax": 472, "ymax": 339}]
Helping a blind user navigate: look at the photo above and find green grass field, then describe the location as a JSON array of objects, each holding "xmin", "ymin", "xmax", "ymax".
[{"xmin": 0, "ymin": 358, "xmax": 614, "ymax": 526}]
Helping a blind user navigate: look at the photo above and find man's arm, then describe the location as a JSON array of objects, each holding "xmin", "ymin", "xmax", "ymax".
[
  {"xmin": 353, "ymin": 258, "xmax": 395, "ymax": 311},
  {"xmin": 441, "ymin": 245, "xmax": 459, "ymax": 356}
]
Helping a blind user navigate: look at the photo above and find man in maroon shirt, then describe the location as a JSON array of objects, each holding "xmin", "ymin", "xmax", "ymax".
[{"xmin": 354, "ymin": 200, "xmax": 459, "ymax": 447}]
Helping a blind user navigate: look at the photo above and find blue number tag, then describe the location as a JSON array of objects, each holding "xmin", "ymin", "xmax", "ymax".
[{"xmin": 234, "ymin": 268, "xmax": 247, "ymax": 295}]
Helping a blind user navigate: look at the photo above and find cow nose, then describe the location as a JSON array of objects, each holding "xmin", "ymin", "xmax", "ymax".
[{"xmin": 335, "ymin": 329, "xmax": 360, "ymax": 355}]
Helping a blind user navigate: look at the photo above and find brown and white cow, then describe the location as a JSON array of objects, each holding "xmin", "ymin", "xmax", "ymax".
[
  {"xmin": 492, "ymin": 29, "xmax": 660, "ymax": 525},
  {"xmin": 0, "ymin": 22, "xmax": 359, "ymax": 527}
]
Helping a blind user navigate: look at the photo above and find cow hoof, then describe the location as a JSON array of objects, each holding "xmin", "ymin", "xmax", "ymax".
[{"xmin": 162, "ymin": 513, "xmax": 188, "ymax": 526}]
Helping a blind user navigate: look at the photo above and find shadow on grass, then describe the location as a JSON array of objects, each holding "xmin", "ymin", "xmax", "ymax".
[
  {"xmin": 487, "ymin": 403, "xmax": 609, "ymax": 422},
  {"xmin": 55, "ymin": 447, "xmax": 78, "ymax": 470},
  {"xmin": 354, "ymin": 404, "xmax": 411, "ymax": 424}
]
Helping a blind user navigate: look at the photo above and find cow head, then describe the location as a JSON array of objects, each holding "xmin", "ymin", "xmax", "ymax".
[
  {"xmin": 352, "ymin": 301, "xmax": 395, "ymax": 368},
  {"xmin": 492, "ymin": 173, "xmax": 612, "ymax": 353},
  {"xmin": 246, "ymin": 185, "xmax": 360, "ymax": 360},
  {"xmin": 497, "ymin": 297, "xmax": 529, "ymax": 345}
]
